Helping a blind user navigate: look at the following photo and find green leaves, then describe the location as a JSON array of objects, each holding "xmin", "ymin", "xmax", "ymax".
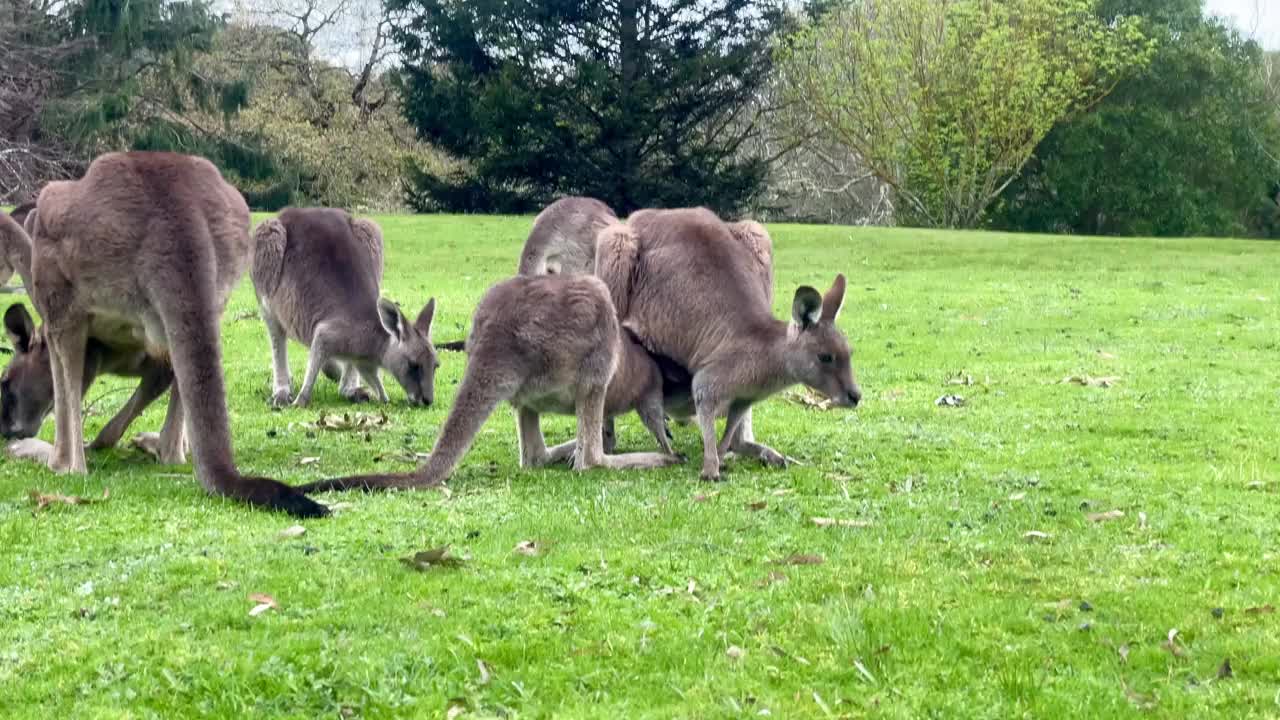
[{"xmin": 778, "ymin": 0, "xmax": 1152, "ymax": 229}]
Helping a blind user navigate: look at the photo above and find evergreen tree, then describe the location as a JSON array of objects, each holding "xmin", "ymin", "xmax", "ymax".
[{"xmin": 393, "ymin": 0, "xmax": 786, "ymax": 214}]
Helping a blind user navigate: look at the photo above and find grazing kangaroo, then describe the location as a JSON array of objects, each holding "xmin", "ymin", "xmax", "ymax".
[
  {"xmin": 251, "ymin": 207, "xmax": 438, "ymax": 408},
  {"xmin": 3, "ymin": 303, "xmax": 184, "ymax": 463},
  {"xmin": 23, "ymin": 151, "xmax": 327, "ymax": 517},
  {"xmin": 595, "ymin": 208, "xmax": 861, "ymax": 481},
  {"xmin": 2, "ymin": 214, "xmax": 182, "ymax": 462},
  {"xmin": 513, "ymin": 197, "xmax": 777, "ymax": 462},
  {"xmin": 297, "ymin": 274, "xmax": 681, "ymax": 493}
]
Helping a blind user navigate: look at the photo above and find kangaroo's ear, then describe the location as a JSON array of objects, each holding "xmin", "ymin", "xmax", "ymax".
[
  {"xmin": 5, "ymin": 303, "xmax": 35, "ymax": 353},
  {"xmin": 377, "ymin": 298, "xmax": 406, "ymax": 341},
  {"xmin": 821, "ymin": 273, "xmax": 847, "ymax": 323},
  {"xmin": 791, "ymin": 286, "xmax": 823, "ymax": 331},
  {"xmin": 415, "ymin": 297, "xmax": 436, "ymax": 339}
]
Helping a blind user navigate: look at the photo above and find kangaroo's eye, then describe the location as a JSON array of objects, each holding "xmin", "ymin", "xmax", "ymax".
[{"xmin": 818, "ymin": 353, "xmax": 835, "ymax": 365}]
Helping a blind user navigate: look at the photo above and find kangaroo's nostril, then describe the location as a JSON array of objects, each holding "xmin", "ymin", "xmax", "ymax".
[{"xmin": 848, "ymin": 391, "xmax": 861, "ymax": 407}]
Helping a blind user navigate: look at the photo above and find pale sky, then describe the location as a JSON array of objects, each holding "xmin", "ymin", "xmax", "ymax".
[{"xmin": 1205, "ymin": 0, "xmax": 1280, "ymax": 50}]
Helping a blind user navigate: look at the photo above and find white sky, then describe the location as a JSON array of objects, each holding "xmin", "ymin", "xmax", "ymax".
[{"xmin": 1205, "ymin": 0, "xmax": 1280, "ymax": 49}]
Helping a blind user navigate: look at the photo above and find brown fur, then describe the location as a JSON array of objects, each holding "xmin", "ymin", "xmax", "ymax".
[
  {"xmin": 3, "ymin": 303, "xmax": 182, "ymax": 463},
  {"xmin": 0, "ymin": 212, "xmax": 32, "ymax": 289},
  {"xmin": 251, "ymin": 208, "xmax": 437, "ymax": 408},
  {"xmin": 597, "ymin": 208, "xmax": 861, "ymax": 481},
  {"xmin": 297, "ymin": 274, "xmax": 681, "ymax": 493},
  {"xmin": 516, "ymin": 197, "xmax": 618, "ymax": 276},
  {"xmin": 514, "ymin": 198, "xmax": 781, "ymax": 462},
  {"xmin": 25, "ymin": 151, "xmax": 326, "ymax": 517}
]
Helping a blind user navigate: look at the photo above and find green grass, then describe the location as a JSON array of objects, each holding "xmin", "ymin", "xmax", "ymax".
[{"xmin": 2, "ymin": 215, "xmax": 1279, "ymax": 719}]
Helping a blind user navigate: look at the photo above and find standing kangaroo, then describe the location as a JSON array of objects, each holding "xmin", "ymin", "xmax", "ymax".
[
  {"xmin": 513, "ymin": 197, "xmax": 778, "ymax": 463},
  {"xmin": 251, "ymin": 208, "xmax": 438, "ymax": 408},
  {"xmin": 297, "ymin": 274, "xmax": 681, "ymax": 493},
  {"xmin": 595, "ymin": 208, "xmax": 861, "ymax": 481},
  {"xmin": 23, "ymin": 151, "xmax": 327, "ymax": 517}
]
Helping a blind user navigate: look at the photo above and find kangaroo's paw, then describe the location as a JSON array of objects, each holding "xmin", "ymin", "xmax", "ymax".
[
  {"xmin": 271, "ymin": 388, "xmax": 293, "ymax": 409},
  {"xmin": 8, "ymin": 438, "xmax": 53, "ymax": 464},
  {"xmin": 343, "ymin": 387, "xmax": 374, "ymax": 404}
]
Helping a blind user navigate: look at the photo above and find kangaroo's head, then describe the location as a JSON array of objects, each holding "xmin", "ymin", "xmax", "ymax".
[
  {"xmin": 787, "ymin": 274, "xmax": 861, "ymax": 408},
  {"xmin": 378, "ymin": 297, "xmax": 439, "ymax": 406},
  {"xmin": 1, "ymin": 304, "xmax": 54, "ymax": 439}
]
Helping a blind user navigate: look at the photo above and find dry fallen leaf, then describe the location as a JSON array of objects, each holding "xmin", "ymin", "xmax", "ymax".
[
  {"xmin": 1138, "ymin": 511, "xmax": 1148, "ymax": 530},
  {"xmin": 401, "ymin": 546, "xmax": 465, "ymax": 571},
  {"xmin": 248, "ymin": 593, "xmax": 278, "ymax": 617},
  {"xmin": 693, "ymin": 490, "xmax": 720, "ymax": 502},
  {"xmin": 1023, "ymin": 530, "xmax": 1052, "ymax": 542},
  {"xmin": 476, "ymin": 659, "xmax": 492, "ymax": 685},
  {"xmin": 1244, "ymin": 604, "xmax": 1275, "ymax": 616},
  {"xmin": 29, "ymin": 487, "xmax": 109, "ymax": 512},
  {"xmin": 1217, "ymin": 658, "xmax": 1233, "ymax": 680},
  {"xmin": 812, "ymin": 517, "xmax": 873, "ymax": 528},
  {"xmin": 747, "ymin": 501, "xmax": 768, "ymax": 511},
  {"xmin": 726, "ymin": 645, "xmax": 745, "ymax": 661},
  {"xmin": 773, "ymin": 554, "xmax": 825, "ymax": 566},
  {"xmin": 1097, "ymin": 350, "xmax": 1118, "ymax": 360},
  {"xmin": 298, "ymin": 456, "xmax": 320, "ymax": 466},
  {"xmin": 784, "ymin": 387, "xmax": 834, "ymax": 411},
  {"xmin": 1062, "ymin": 375, "xmax": 1120, "ymax": 388},
  {"xmin": 1118, "ymin": 643, "xmax": 1130, "ymax": 664},
  {"xmin": 445, "ymin": 700, "xmax": 467, "ymax": 720},
  {"xmin": 514, "ymin": 540, "xmax": 541, "ymax": 557},
  {"xmin": 304, "ymin": 411, "xmax": 392, "ymax": 433},
  {"xmin": 278, "ymin": 525, "xmax": 307, "ymax": 539},
  {"xmin": 1086, "ymin": 509, "xmax": 1125, "ymax": 523},
  {"xmin": 329, "ymin": 502, "xmax": 356, "ymax": 512},
  {"xmin": 1162, "ymin": 628, "xmax": 1187, "ymax": 658},
  {"xmin": 935, "ymin": 394, "xmax": 966, "ymax": 407}
]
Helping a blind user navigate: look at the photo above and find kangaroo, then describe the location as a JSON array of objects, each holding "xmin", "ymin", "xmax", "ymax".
[
  {"xmin": 22, "ymin": 151, "xmax": 327, "ymax": 517},
  {"xmin": 0, "ymin": 211, "xmax": 32, "ymax": 289},
  {"xmin": 595, "ymin": 207, "xmax": 861, "ymax": 481},
  {"xmin": 296, "ymin": 274, "xmax": 682, "ymax": 493},
  {"xmin": 512, "ymin": 197, "xmax": 777, "ymax": 463},
  {"xmin": 2, "ymin": 214, "xmax": 183, "ymax": 462},
  {"xmin": 3, "ymin": 303, "xmax": 184, "ymax": 463},
  {"xmin": 251, "ymin": 207, "xmax": 437, "ymax": 408}
]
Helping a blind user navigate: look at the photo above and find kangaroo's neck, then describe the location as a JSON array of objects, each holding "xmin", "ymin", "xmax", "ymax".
[{"xmin": 742, "ymin": 319, "xmax": 803, "ymax": 397}]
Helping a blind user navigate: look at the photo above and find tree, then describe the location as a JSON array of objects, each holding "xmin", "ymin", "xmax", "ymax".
[
  {"xmin": 777, "ymin": 0, "xmax": 1152, "ymax": 229},
  {"xmin": 392, "ymin": 0, "xmax": 786, "ymax": 215},
  {"xmin": 1, "ymin": 0, "xmax": 252, "ymax": 201},
  {"xmin": 991, "ymin": 0, "xmax": 1280, "ymax": 237}
]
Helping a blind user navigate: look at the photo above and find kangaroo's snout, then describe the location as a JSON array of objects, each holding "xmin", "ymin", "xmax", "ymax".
[{"xmin": 845, "ymin": 388, "xmax": 862, "ymax": 408}]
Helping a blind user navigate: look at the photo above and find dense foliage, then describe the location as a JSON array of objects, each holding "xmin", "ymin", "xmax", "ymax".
[
  {"xmin": 777, "ymin": 0, "xmax": 1153, "ymax": 229},
  {"xmin": 392, "ymin": 0, "xmax": 786, "ymax": 215},
  {"xmin": 990, "ymin": 0, "xmax": 1280, "ymax": 238}
]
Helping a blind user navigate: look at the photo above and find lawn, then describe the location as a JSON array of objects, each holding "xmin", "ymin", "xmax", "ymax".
[{"xmin": 1, "ymin": 214, "xmax": 1279, "ymax": 719}]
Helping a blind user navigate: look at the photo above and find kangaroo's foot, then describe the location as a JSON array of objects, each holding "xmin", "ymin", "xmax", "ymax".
[{"xmin": 8, "ymin": 438, "xmax": 53, "ymax": 465}]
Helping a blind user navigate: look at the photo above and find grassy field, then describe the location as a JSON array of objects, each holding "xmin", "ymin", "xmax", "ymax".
[{"xmin": 1, "ymin": 214, "xmax": 1279, "ymax": 718}]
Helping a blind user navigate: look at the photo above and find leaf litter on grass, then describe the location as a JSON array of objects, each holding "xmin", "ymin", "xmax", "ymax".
[
  {"xmin": 248, "ymin": 593, "xmax": 278, "ymax": 617},
  {"xmin": 401, "ymin": 545, "xmax": 466, "ymax": 571},
  {"xmin": 29, "ymin": 488, "xmax": 109, "ymax": 512},
  {"xmin": 302, "ymin": 411, "xmax": 392, "ymax": 433}
]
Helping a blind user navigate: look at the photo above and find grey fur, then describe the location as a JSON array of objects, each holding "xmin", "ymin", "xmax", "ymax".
[
  {"xmin": 251, "ymin": 208, "xmax": 437, "ymax": 408},
  {"xmin": 2, "ymin": 214, "xmax": 183, "ymax": 464},
  {"xmin": 596, "ymin": 208, "xmax": 861, "ymax": 481},
  {"xmin": 297, "ymin": 274, "xmax": 681, "ymax": 493},
  {"xmin": 515, "ymin": 197, "xmax": 779, "ymax": 464},
  {"xmin": 22, "ymin": 151, "xmax": 326, "ymax": 517}
]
